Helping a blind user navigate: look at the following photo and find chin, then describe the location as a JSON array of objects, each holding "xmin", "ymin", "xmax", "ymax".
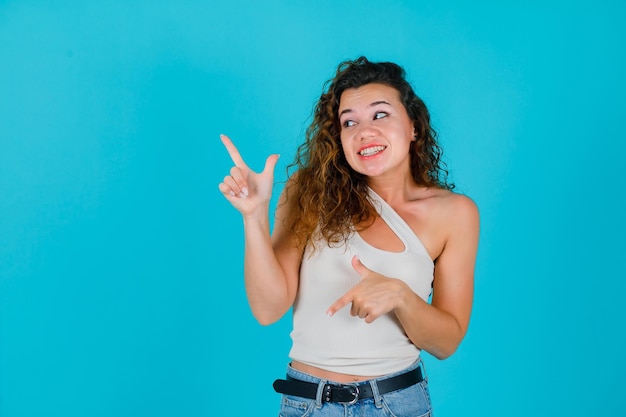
[{"xmin": 361, "ymin": 167, "xmax": 386, "ymax": 177}]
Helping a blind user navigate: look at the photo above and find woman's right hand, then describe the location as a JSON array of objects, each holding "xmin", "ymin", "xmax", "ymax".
[{"xmin": 218, "ymin": 134, "xmax": 280, "ymax": 217}]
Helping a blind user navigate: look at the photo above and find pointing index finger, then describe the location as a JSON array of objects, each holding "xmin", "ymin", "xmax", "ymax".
[
  {"xmin": 220, "ymin": 134, "xmax": 249, "ymax": 169},
  {"xmin": 327, "ymin": 292, "xmax": 353, "ymax": 317}
]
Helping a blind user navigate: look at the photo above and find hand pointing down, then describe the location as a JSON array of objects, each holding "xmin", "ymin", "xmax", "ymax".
[{"xmin": 327, "ymin": 255, "xmax": 408, "ymax": 323}]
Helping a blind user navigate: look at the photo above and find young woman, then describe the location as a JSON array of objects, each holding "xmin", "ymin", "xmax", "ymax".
[{"xmin": 219, "ymin": 56, "xmax": 479, "ymax": 416}]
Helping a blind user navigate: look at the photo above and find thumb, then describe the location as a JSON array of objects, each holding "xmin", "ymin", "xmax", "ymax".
[
  {"xmin": 262, "ymin": 154, "xmax": 280, "ymax": 176},
  {"xmin": 351, "ymin": 255, "xmax": 369, "ymax": 277}
]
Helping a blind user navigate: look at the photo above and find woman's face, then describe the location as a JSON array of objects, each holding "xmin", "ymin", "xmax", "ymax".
[{"xmin": 338, "ymin": 83, "xmax": 415, "ymax": 179}]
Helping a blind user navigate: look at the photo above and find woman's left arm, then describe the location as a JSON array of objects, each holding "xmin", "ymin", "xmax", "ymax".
[
  {"xmin": 327, "ymin": 194, "xmax": 479, "ymax": 359},
  {"xmin": 395, "ymin": 194, "xmax": 480, "ymax": 359}
]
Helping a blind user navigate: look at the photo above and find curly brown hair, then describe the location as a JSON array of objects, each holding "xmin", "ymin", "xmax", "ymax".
[{"xmin": 284, "ymin": 56, "xmax": 453, "ymax": 249}]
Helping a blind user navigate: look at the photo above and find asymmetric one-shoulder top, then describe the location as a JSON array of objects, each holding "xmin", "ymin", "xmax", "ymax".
[{"xmin": 289, "ymin": 188, "xmax": 434, "ymax": 376}]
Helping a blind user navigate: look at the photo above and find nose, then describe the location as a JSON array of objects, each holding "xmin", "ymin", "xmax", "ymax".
[{"xmin": 357, "ymin": 123, "xmax": 377, "ymax": 141}]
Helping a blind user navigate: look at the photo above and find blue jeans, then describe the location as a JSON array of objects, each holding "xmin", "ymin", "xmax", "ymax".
[{"xmin": 278, "ymin": 359, "xmax": 432, "ymax": 417}]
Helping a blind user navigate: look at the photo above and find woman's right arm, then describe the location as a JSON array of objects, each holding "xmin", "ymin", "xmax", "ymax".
[{"xmin": 219, "ymin": 135, "xmax": 302, "ymax": 325}]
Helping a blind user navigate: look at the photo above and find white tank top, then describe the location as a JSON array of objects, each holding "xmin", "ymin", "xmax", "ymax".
[{"xmin": 289, "ymin": 188, "xmax": 435, "ymax": 376}]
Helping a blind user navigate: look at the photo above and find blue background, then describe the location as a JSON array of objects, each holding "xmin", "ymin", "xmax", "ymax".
[{"xmin": 1, "ymin": 1, "xmax": 625, "ymax": 416}]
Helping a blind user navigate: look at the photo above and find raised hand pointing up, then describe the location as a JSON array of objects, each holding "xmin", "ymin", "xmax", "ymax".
[{"xmin": 218, "ymin": 134, "xmax": 280, "ymax": 217}]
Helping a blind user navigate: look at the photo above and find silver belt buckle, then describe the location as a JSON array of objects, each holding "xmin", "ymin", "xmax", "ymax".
[{"xmin": 339, "ymin": 384, "xmax": 359, "ymax": 405}]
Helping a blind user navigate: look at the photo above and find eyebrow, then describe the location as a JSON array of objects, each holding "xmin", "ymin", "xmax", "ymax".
[{"xmin": 339, "ymin": 100, "xmax": 391, "ymax": 117}]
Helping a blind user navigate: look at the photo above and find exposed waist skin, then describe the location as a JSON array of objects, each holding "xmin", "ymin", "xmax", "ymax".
[{"xmin": 290, "ymin": 361, "xmax": 382, "ymax": 383}]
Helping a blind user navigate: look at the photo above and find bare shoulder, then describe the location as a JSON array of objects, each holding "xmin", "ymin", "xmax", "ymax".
[
  {"xmin": 437, "ymin": 191, "xmax": 480, "ymax": 252},
  {"xmin": 429, "ymin": 189, "xmax": 478, "ymax": 219},
  {"xmin": 446, "ymin": 191, "xmax": 478, "ymax": 219},
  {"xmin": 422, "ymin": 189, "xmax": 479, "ymax": 245},
  {"xmin": 403, "ymin": 187, "xmax": 478, "ymax": 224},
  {"xmin": 412, "ymin": 189, "xmax": 480, "ymax": 272}
]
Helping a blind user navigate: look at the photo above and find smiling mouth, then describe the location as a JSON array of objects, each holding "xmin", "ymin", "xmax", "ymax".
[{"xmin": 358, "ymin": 146, "xmax": 386, "ymax": 157}]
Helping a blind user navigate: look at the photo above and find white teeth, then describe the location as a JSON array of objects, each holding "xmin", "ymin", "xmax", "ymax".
[{"xmin": 359, "ymin": 146, "xmax": 386, "ymax": 156}]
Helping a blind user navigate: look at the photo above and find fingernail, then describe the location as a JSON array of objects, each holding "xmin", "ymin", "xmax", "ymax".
[
  {"xmin": 242, "ymin": 187, "xmax": 249, "ymax": 197},
  {"xmin": 238, "ymin": 192, "xmax": 247, "ymax": 199}
]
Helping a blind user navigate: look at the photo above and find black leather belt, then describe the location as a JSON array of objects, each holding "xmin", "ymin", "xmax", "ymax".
[{"xmin": 273, "ymin": 366, "xmax": 423, "ymax": 404}]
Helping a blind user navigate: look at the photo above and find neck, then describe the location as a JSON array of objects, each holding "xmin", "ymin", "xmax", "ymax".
[{"xmin": 366, "ymin": 174, "xmax": 416, "ymax": 205}]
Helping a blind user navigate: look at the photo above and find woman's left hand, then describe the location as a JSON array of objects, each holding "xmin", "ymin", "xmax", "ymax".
[{"xmin": 326, "ymin": 255, "xmax": 407, "ymax": 323}]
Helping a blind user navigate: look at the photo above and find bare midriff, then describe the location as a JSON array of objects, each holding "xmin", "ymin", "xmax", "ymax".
[{"xmin": 290, "ymin": 360, "xmax": 381, "ymax": 383}]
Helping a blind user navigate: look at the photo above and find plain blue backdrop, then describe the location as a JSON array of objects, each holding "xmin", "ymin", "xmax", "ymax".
[{"xmin": 1, "ymin": 1, "xmax": 625, "ymax": 416}]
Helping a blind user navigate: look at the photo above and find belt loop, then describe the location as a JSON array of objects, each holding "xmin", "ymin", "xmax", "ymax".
[
  {"xmin": 369, "ymin": 379, "xmax": 383, "ymax": 408},
  {"xmin": 418, "ymin": 357, "xmax": 428, "ymax": 381},
  {"xmin": 314, "ymin": 379, "xmax": 327, "ymax": 409}
]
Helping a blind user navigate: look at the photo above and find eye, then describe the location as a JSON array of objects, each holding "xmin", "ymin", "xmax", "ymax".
[
  {"xmin": 342, "ymin": 119, "xmax": 356, "ymax": 128},
  {"xmin": 374, "ymin": 111, "xmax": 388, "ymax": 120}
]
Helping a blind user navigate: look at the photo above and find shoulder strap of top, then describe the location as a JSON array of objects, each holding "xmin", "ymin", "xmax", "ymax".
[{"xmin": 367, "ymin": 188, "xmax": 432, "ymax": 260}]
